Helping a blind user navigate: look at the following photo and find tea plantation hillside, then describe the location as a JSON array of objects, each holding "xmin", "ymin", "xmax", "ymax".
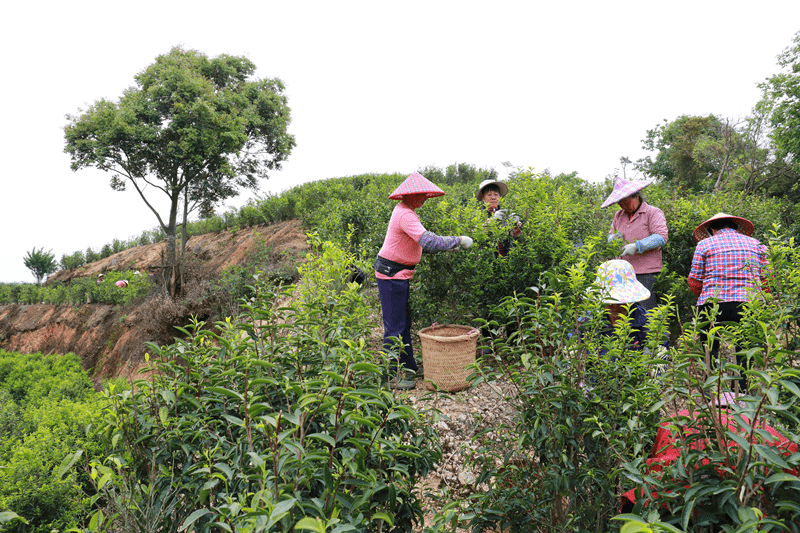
[{"xmin": 2, "ymin": 166, "xmax": 800, "ymax": 533}]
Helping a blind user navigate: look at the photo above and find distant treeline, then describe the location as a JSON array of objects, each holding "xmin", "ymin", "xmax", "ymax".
[{"xmin": 49, "ymin": 164, "xmax": 499, "ymax": 276}]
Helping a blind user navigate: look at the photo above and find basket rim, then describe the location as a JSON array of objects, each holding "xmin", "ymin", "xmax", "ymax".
[{"xmin": 418, "ymin": 324, "xmax": 479, "ymax": 342}]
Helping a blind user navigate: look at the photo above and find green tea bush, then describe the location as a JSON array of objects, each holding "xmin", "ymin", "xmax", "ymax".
[
  {"xmin": 0, "ymin": 270, "xmax": 150, "ymax": 305},
  {"xmin": 394, "ymin": 169, "xmax": 786, "ymax": 333},
  {"xmin": 60, "ymin": 250, "xmax": 86, "ymax": 271},
  {"xmin": 615, "ymin": 229, "xmax": 800, "ymax": 532},
  {"xmin": 0, "ymin": 351, "xmax": 103, "ymax": 533},
  {"xmin": 410, "ymin": 169, "xmax": 615, "ymax": 327},
  {"xmin": 451, "ymin": 258, "xmax": 674, "ymax": 533},
  {"xmin": 78, "ymin": 239, "xmax": 440, "ymax": 532}
]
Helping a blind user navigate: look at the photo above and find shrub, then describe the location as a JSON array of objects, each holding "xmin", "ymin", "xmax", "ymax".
[
  {"xmin": 615, "ymin": 229, "xmax": 800, "ymax": 531},
  {"xmin": 200, "ymin": 234, "xmax": 302, "ymax": 319},
  {"xmin": 78, "ymin": 239, "xmax": 441, "ymax": 532},
  {"xmin": 0, "ymin": 270, "xmax": 150, "ymax": 306},
  {"xmin": 84, "ymin": 247, "xmax": 100, "ymax": 264},
  {"xmin": 456, "ymin": 258, "xmax": 673, "ymax": 533},
  {"xmin": 0, "ymin": 352, "xmax": 102, "ymax": 533},
  {"xmin": 60, "ymin": 251, "xmax": 86, "ymax": 271}
]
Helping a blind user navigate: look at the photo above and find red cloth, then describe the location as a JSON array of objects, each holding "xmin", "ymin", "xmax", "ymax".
[
  {"xmin": 687, "ymin": 276, "xmax": 703, "ymax": 297},
  {"xmin": 621, "ymin": 409, "xmax": 799, "ymax": 508}
]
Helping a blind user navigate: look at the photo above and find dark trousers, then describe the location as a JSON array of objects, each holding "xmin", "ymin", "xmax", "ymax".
[
  {"xmin": 637, "ymin": 273, "xmax": 657, "ymax": 311},
  {"xmin": 700, "ymin": 301, "xmax": 747, "ymax": 391},
  {"xmin": 377, "ymin": 278, "xmax": 417, "ymax": 372}
]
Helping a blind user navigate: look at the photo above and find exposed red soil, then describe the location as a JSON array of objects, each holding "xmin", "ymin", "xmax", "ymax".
[{"xmin": 0, "ymin": 220, "xmax": 309, "ymax": 380}]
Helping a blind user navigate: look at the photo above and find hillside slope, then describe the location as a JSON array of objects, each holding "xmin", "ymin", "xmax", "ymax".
[{"xmin": 0, "ymin": 220, "xmax": 309, "ymax": 379}]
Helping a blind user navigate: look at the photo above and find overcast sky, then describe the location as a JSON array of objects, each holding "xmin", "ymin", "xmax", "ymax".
[{"xmin": 2, "ymin": 1, "xmax": 799, "ymax": 283}]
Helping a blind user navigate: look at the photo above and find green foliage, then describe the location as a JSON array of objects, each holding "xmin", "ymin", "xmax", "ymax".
[
  {"xmin": 0, "ymin": 350, "xmax": 94, "ymax": 407},
  {"xmin": 635, "ymin": 115, "xmax": 730, "ymax": 192},
  {"xmin": 23, "ymin": 247, "xmax": 58, "ymax": 285},
  {"xmin": 460, "ymin": 261, "xmax": 674, "ymax": 532},
  {"xmin": 64, "ymin": 46, "xmax": 296, "ymax": 283},
  {"xmin": 0, "ymin": 270, "xmax": 150, "ymax": 306},
  {"xmin": 408, "ymin": 169, "xmax": 615, "ymax": 326},
  {"xmin": 0, "ymin": 351, "xmax": 103, "ymax": 533},
  {"xmin": 294, "ymin": 233, "xmax": 371, "ymax": 330},
  {"xmin": 60, "ymin": 250, "xmax": 86, "ymax": 271},
  {"xmin": 616, "ymin": 229, "xmax": 800, "ymax": 531},
  {"xmin": 417, "ymin": 162, "xmax": 498, "ymax": 187},
  {"xmin": 761, "ymin": 30, "xmax": 800, "ymax": 175},
  {"xmin": 77, "ymin": 239, "xmax": 440, "ymax": 532},
  {"xmin": 84, "ymin": 247, "xmax": 100, "ymax": 263}
]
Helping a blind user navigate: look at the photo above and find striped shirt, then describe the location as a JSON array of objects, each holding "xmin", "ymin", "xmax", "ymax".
[{"xmin": 688, "ymin": 228, "xmax": 767, "ymax": 305}]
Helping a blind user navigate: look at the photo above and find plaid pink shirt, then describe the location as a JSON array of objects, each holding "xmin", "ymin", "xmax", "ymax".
[
  {"xmin": 610, "ymin": 201, "xmax": 668, "ymax": 274},
  {"xmin": 688, "ymin": 228, "xmax": 768, "ymax": 305}
]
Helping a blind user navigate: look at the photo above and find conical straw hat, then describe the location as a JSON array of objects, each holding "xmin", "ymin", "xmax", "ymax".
[{"xmin": 388, "ymin": 172, "xmax": 445, "ymax": 200}]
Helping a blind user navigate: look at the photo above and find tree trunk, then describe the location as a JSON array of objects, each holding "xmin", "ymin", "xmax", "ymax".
[
  {"xmin": 180, "ymin": 192, "xmax": 190, "ymax": 296},
  {"xmin": 165, "ymin": 194, "xmax": 180, "ymax": 297}
]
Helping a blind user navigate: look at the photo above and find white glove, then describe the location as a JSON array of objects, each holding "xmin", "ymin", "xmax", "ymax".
[
  {"xmin": 491, "ymin": 209, "xmax": 507, "ymax": 221},
  {"xmin": 608, "ymin": 231, "xmax": 623, "ymax": 242},
  {"xmin": 621, "ymin": 243, "xmax": 637, "ymax": 256},
  {"xmin": 459, "ymin": 236, "xmax": 473, "ymax": 249}
]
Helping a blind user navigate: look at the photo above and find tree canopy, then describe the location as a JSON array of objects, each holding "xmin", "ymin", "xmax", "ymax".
[
  {"xmin": 635, "ymin": 115, "xmax": 729, "ymax": 192},
  {"xmin": 635, "ymin": 31, "xmax": 800, "ymax": 203},
  {"xmin": 23, "ymin": 247, "xmax": 57, "ymax": 285},
  {"xmin": 64, "ymin": 46, "xmax": 296, "ymax": 293},
  {"xmin": 759, "ymin": 30, "xmax": 800, "ymax": 201}
]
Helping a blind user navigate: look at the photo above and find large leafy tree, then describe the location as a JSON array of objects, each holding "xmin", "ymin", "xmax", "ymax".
[
  {"xmin": 759, "ymin": 30, "xmax": 800, "ymax": 203},
  {"xmin": 64, "ymin": 46, "xmax": 295, "ymax": 294},
  {"xmin": 23, "ymin": 247, "xmax": 58, "ymax": 285},
  {"xmin": 635, "ymin": 114, "xmax": 729, "ymax": 192}
]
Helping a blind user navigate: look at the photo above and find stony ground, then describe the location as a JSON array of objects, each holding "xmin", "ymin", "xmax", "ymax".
[{"xmin": 404, "ymin": 377, "xmax": 518, "ymax": 532}]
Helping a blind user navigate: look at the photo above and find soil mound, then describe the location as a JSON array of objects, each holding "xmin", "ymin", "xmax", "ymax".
[{"xmin": 0, "ymin": 220, "xmax": 309, "ymax": 380}]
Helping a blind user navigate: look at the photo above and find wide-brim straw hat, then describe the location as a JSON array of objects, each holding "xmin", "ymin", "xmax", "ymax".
[
  {"xmin": 692, "ymin": 212, "xmax": 755, "ymax": 242},
  {"xmin": 594, "ymin": 259, "xmax": 651, "ymax": 304},
  {"xmin": 476, "ymin": 179, "xmax": 508, "ymax": 201},
  {"xmin": 601, "ymin": 178, "xmax": 654, "ymax": 209},
  {"xmin": 388, "ymin": 172, "xmax": 446, "ymax": 200}
]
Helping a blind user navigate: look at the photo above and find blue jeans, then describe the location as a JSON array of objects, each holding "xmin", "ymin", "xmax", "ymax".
[{"xmin": 377, "ymin": 278, "xmax": 417, "ymax": 372}]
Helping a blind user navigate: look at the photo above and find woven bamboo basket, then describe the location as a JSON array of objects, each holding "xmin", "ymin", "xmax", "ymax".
[{"xmin": 418, "ymin": 324, "xmax": 479, "ymax": 392}]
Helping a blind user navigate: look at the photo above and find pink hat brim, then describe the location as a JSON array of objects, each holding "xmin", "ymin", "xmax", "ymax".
[
  {"xmin": 601, "ymin": 179, "xmax": 654, "ymax": 209},
  {"xmin": 388, "ymin": 172, "xmax": 445, "ymax": 200}
]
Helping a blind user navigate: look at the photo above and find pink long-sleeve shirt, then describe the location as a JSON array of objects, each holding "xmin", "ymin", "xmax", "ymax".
[
  {"xmin": 375, "ymin": 202, "xmax": 426, "ymax": 280},
  {"xmin": 610, "ymin": 201, "xmax": 668, "ymax": 275}
]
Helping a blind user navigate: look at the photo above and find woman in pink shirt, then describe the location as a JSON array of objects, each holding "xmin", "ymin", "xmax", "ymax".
[
  {"xmin": 373, "ymin": 172, "xmax": 472, "ymax": 389},
  {"xmin": 602, "ymin": 178, "xmax": 668, "ymax": 311}
]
